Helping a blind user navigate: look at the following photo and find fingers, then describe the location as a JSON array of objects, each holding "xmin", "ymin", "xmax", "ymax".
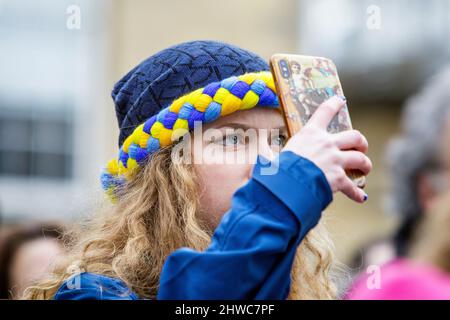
[
  {"xmin": 339, "ymin": 174, "xmax": 368, "ymax": 203},
  {"xmin": 308, "ymin": 96, "xmax": 346, "ymax": 129},
  {"xmin": 340, "ymin": 150, "xmax": 372, "ymax": 175},
  {"xmin": 333, "ymin": 130, "xmax": 369, "ymax": 153}
]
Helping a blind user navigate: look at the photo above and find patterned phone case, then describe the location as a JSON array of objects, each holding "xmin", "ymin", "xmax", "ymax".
[{"xmin": 270, "ymin": 54, "xmax": 366, "ymax": 188}]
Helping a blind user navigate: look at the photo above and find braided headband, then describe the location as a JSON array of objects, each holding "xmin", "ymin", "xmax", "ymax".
[{"xmin": 101, "ymin": 71, "xmax": 279, "ymax": 201}]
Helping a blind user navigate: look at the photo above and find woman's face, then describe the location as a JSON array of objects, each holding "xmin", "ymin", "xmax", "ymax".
[
  {"xmin": 9, "ymin": 238, "xmax": 62, "ymax": 299},
  {"xmin": 191, "ymin": 107, "xmax": 288, "ymax": 229}
]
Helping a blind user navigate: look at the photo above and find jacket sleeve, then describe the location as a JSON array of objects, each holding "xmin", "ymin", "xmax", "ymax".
[
  {"xmin": 53, "ymin": 272, "xmax": 139, "ymax": 300},
  {"xmin": 157, "ymin": 151, "xmax": 333, "ymax": 300}
]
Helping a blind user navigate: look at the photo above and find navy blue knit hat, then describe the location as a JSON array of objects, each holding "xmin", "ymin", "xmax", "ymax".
[{"xmin": 112, "ymin": 40, "xmax": 270, "ymax": 147}]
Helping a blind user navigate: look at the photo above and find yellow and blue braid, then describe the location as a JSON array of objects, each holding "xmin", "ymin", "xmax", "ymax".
[{"xmin": 101, "ymin": 71, "xmax": 279, "ymax": 202}]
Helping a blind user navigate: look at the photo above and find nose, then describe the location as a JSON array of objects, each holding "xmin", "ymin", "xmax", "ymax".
[{"xmin": 245, "ymin": 135, "xmax": 277, "ymax": 180}]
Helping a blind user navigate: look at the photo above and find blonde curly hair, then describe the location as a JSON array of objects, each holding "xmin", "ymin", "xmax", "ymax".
[{"xmin": 24, "ymin": 144, "xmax": 339, "ymax": 300}]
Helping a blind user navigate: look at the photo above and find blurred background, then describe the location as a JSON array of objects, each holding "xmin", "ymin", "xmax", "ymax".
[{"xmin": 1, "ymin": 0, "xmax": 450, "ymax": 298}]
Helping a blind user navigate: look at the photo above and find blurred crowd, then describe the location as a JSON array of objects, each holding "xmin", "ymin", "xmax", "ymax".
[{"xmin": 0, "ymin": 67, "xmax": 450, "ymax": 300}]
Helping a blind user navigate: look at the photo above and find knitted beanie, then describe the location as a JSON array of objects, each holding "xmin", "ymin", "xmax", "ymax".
[{"xmin": 102, "ymin": 40, "xmax": 279, "ymax": 201}]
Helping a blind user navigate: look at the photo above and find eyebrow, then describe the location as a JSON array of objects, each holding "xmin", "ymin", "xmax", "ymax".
[{"xmin": 211, "ymin": 122, "xmax": 287, "ymax": 131}]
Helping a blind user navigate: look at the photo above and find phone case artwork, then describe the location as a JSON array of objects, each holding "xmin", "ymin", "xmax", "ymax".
[
  {"xmin": 270, "ymin": 54, "xmax": 366, "ymax": 188},
  {"xmin": 270, "ymin": 54, "xmax": 353, "ymax": 137}
]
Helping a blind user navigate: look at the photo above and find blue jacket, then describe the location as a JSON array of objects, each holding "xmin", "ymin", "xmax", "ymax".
[{"xmin": 54, "ymin": 151, "xmax": 332, "ymax": 300}]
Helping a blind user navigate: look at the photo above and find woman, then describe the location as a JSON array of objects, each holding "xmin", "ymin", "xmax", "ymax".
[{"xmin": 26, "ymin": 40, "xmax": 371, "ymax": 300}]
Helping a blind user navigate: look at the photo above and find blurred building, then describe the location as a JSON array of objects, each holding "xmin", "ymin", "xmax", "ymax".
[{"xmin": 0, "ymin": 0, "xmax": 115, "ymax": 222}]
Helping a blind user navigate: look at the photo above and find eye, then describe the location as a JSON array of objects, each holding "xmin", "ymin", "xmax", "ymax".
[
  {"xmin": 271, "ymin": 134, "xmax": 287, "ymax": 147},
  {"xmin": 216, "ymin": 132, "xmax": 245, "ymax": 147},
  {"xmin": 224, "ymin": 133, "xmax": 243, "ymax": 146}
]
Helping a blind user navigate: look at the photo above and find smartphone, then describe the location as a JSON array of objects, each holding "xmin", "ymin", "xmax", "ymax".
[{"xmin": 270, "ymin": 53, "xmax": 366, "ymax": 188}]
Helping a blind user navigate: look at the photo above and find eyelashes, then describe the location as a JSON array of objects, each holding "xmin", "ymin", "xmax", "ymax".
[
  {"xmin": 271, "ymin": 134, "xmax": 287, "ymax": 147},
  {"xmin": 210, "ymin": 129, "xmax": 288, "ymax": 148}
]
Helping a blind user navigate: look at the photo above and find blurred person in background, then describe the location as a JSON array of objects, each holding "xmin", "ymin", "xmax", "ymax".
[
  {"xmin": 0, "ymin": 223, "xmax": 64, "ymax": 299},
  {"xmin": 347, "ymin": 67, "xmax": 450, "ymax": 299},
  {"xmin": 409, "ymin": 191, "xmax": 450, "ymax": 292}
]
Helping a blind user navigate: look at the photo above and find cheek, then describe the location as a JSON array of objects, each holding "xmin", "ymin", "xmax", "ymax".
[{"xmin": 195, "ymin": 163, "xmax": 251, "ymax": 227}]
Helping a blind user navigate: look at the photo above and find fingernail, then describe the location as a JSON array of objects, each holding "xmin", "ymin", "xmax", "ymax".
[
  {"xmin": 338, "ymin": 95, "xmax": 346, "ymax": 102},
  {"xmin": 363, "ymin": 193, "xmax": 368, "ymax": 202}
]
